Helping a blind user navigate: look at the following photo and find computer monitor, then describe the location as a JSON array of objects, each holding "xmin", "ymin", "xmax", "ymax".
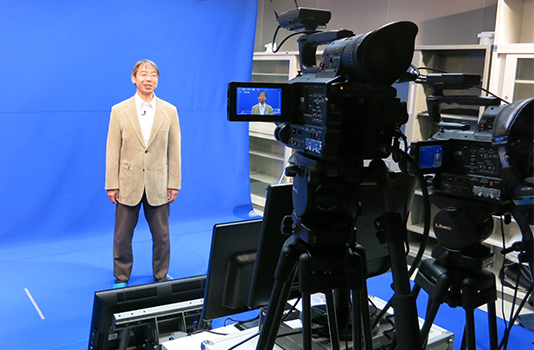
[
  {"xmin": 88, "ymin": 275, "xmax": 206, "ymax": 350},
  {"xmin": 248, "ymin": 183, "xmax": 295, "ymax": 309},
  {"xmin": 201, "ymin": 219, "xmax": 263, "ymax": 322}
]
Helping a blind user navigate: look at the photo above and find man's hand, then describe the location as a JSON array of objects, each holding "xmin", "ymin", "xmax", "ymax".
[
  {"xmin": 107, "ymin": 189, "xmax": 119, "ymax": 204},
  {"xmin": 168, "ymin": 189, "xmax": 179, "ymax": 203}
]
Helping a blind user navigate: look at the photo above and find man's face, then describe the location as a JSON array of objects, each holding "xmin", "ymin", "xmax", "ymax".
[
  {"xmin": 258, "ymin": 93, "xmax": 266, "ymax": 104},
  {"xmin": 132, "ymin": 64, "xmax": 159, "ymax": 97}
]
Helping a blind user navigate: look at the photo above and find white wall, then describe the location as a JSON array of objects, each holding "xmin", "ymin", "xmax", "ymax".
[{"xmin": 255, "ymin": 0, "xmax": 498, "ymax": 52}]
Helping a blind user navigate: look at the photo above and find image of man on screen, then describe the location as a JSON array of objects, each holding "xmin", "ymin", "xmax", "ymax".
[{"xmin": 251, "ymin": 91, "xmax": 273, "ymax": 115}]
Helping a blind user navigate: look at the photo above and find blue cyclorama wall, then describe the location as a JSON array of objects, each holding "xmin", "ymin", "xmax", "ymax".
[{"xmin": 0, "ymin": 0, "xmax": 258, "ymax": 246}]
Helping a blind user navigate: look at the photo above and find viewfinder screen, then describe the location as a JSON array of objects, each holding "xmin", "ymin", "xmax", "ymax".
[
  {"xmin": 418, "ymin": 144, "xmax": 444, "ymax": 170},
  {"xmin": 236, "ymin": 87, "xmax": 282, "ymax": 116}
]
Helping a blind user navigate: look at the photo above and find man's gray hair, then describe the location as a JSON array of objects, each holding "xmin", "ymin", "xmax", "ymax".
[{"xmin": 132, "ymin": 59, "xmax": 160, "ymax": 77}]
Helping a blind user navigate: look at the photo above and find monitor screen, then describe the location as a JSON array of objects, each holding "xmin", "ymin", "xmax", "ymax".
[
  {"xmin": 236, "ymin": 86, "xmax": 282, "ymax": 116},
  {"xmin": 418, "ymin": 143, "xmax": 444, "ymax": 170},
  {"xmin": 227, "ymin": 82, "xmax": 290, "ymax": 122},
  {"xmin": 201, "ymin": 219, "xmax": 263, "ymax": 321},
  {"xmin": 88, "ymin": 275, "xmax": 206, "ymax": 350}
]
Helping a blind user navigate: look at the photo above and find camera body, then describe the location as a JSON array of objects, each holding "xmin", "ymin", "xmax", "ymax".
[
  {"xmin": 411, "ymin": 96, "xmax": 533, "ymax": 213},
  {"xmin": 411, "ymin": 111, "xmax": 505, "ymax": 203}
]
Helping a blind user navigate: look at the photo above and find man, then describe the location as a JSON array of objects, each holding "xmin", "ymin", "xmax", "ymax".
[
  {"xmin": 105, "ymin": 59, "xmax": 181, "ymax": 289},
  {"xmin": 251, "ymin": 91, "xmax": 273, "ymax": 115}
]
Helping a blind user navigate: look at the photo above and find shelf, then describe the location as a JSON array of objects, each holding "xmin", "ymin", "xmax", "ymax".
[
  {"xmin": 250, "ymin": 171, "xmax": 279, "ymax": 185},
  {"xmin": 249, "ymin": 150, "xmax": 285, "ymax": 161}
]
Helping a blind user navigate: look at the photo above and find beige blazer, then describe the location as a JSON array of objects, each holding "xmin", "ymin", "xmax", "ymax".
[
  {"xmin": 105, "ymin": 96, "xmax": 181, "ymax": 206},
  {"xmin": 251, "ymin": 103, "xmax": 273, "ymax": 115}
]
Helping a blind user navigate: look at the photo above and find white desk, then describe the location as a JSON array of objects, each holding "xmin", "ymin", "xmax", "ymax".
[{"xmin": 162, "ymin": 324, "xmax": 286, "ymax": 350}]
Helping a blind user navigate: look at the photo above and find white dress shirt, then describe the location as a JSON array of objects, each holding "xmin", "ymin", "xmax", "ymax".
[{"xmin": 135, "ymin": 93, "xmax": 156, "ymax": 146}]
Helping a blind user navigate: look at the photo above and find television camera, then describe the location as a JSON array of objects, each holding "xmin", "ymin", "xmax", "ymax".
[
  {"xmin": 409, "ymin": 72, "xmax": 533, "ymax": 349},
  {"xmin": 410, "ymin": 73, "xmax": 533, "ymax": 255},
  {"xmin": 229, "ymin": 6, "xmax": 422, "ymax": 350}
]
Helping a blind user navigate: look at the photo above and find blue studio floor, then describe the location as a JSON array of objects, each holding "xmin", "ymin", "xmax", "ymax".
[
  {"xmin": 0, "ymin": 212, "xmax": 245, "ymax": 349},
  {"xmin": 0, "ymin": 213, "xmax": 532, "ymax": 349}
]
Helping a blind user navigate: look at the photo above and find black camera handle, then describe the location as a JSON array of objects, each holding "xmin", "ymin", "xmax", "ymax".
[
  {"xmin": 297, "ymin": 30, "xmax": 353, "ymax": 74},
  {"xmin": 427, "ymin": 94, "xmax": 501, "ymax": 124}
]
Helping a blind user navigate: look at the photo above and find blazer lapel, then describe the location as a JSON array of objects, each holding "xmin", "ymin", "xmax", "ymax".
[
  {"xmin": 146, "ymin": 98, "xmax": 166, "ymax": 148},
  {"xmin": 125, "ymin": 96, "xmax": 146, "ymax": 147}
]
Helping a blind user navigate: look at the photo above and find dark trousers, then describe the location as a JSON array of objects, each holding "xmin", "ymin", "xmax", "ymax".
[{"xmin": 113, "ymin": 193, "xmax": 170, "ymax": 282}]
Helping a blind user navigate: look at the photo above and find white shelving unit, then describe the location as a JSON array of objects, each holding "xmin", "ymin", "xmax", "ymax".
[
  {"xmin": 489, "ymin": 0, "xmax": 534, "ymax": 103},
  {"xmin": 249, "ymin": 52, "xmax": 299, "ymax": 209}
]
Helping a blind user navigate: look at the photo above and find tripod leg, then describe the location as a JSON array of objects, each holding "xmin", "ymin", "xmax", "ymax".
[
  {"xmin": 352, "ymin": 290, "xmax": 363, "ymax": 350},
  {"xmin": 487, "ymin": 301, "xmax": 498, "ymax": 350},
  {"xmin": 360, "ymin": 289, "xmax": 374, "ymax": 350},
  {"xmin": 419, "ymin": 267, "xmax": 451, "ymax": 343},
  {"xmin": 256, "ymin": 236, "xmax": 301, "ymax": 350},
  {"xmin": 257, "ymin": 277, "xmax": 296, "ymax": 349},
  {"xmin": 301, "ymin": 291, "xmax": 313, "ymax": 350},
  {"xmin": 465, "ymin": 308, "xmax": 476, "ymax": 350},
  {"xmin": 372, "ymin": 159, "xmax": 421, "ymax": 350},
  {"xmin": 460, "ymin": 325, "xmax": 467, "ymax": 350},
  {"xmin": 325, "ymin": 291, "xmax": 341, "ymax": 350},
  {"xmin": 346, "ymin": 245, "xmax": 371, "ymax": 350}
]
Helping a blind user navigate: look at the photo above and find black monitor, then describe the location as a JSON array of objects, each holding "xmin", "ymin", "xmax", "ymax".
[
  {"xmin": 201, "ymin": 218, "xmax": 263, "ymax": 322},
  {"xmin": 88, "ymin": 275, "xmax": 206, "ymax": 350},
  {"xmin": 248, "ymin": 183, "xmax": 295, "ymax": 309},
  {"xmin": 227, "ymin": 82, "xmax": 291, "ymax": 122}
]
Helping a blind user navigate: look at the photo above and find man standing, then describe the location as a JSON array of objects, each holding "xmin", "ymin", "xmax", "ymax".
[
  {"xmin": 105, "ymin": 59, "xmax": 181, "ymax": 289},
  {"xmin": 251, "ymin": 91, "xmax": 273, "ymax": 115}
]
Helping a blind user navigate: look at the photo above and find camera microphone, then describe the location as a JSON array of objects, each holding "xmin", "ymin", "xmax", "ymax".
[{"xmin": 142, "ymin": 110, "xmax": 146, "ymax": 116}]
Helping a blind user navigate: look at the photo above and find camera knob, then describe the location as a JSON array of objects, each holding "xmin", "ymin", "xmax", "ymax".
[
  {"xmin": 285, "ymin": 165, "xmax": 303, "ymax": 177},
  {"xmin": 275, "ymin": 123, "xmax": 291, "ymax": 143}
]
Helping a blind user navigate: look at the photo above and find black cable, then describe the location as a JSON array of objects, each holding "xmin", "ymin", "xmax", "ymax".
[
  {"xmin": 499, "ymin": 220, "xmax": 510, "ymax": 347},
  {"xmin": 476, "ymin": 86, "xmax": 510, "ymax": 104},
  {"xmin": 227, "ymin": 331, "xmax": 261, "ymax": 350},
  {"xmin": 273, "ymin": 30, "xmax": 316, "ymax": 53},
  {"xmin": 226, "ymin": 298, "xmax": 301, "ymax": 350},
  {"xmin": 282, "ymin": 297, "xmax": 301, "ymax": 322},
  {"xmin": 417, "ymin": 66, "xmax": 448, "ymax": 74},
  {"xmin": 269, "ymin": 0, "xmax": 279, "ymax": 19},
  {"xmin": 498, "ymin": 283, "xmax": 534, "ymax": 350}
]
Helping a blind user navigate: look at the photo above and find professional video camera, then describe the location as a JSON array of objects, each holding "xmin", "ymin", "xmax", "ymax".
[
  {"xmin": 229, "ymin": 9, "xmax": 417, "ymax": 163},
  {"xmin": 228, "ymin": 7, "xmax": 422, "ymax": 350},
  {"xmin": 408, "ymin": 74, "xmax": 533, "ymax": 349},
  {"xmin": 410, "ymin": 74, "xmax": 533, "ymax": 251}
]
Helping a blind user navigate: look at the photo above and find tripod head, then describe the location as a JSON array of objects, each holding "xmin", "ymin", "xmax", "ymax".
[{"xmin": 284, "ymin": 152, "xmax": 362, "ymax": 247}]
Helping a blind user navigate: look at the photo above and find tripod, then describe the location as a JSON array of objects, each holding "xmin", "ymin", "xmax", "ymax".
[
  {"xmin": 256, "ymin": 156, "xmax": 421, "ymax": 350},
  {"xmin": 413, "ymin": 244, "xmax": 499, "ymax": 350}
]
